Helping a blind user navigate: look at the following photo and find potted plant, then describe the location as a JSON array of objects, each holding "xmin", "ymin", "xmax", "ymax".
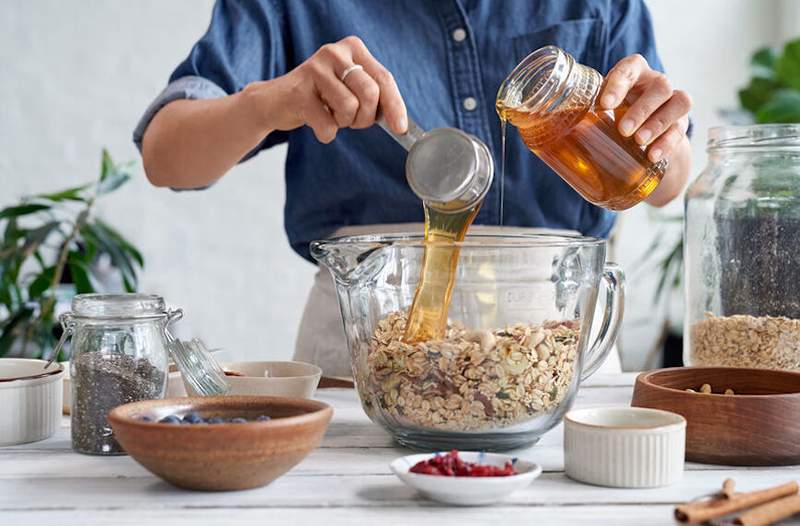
[{"xmin": 0, "ymin": 150, "xmax": 144, "ymax": 359}]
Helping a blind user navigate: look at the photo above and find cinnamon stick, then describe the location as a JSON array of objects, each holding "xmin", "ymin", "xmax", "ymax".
[
  {"xmin": 722, "ymin": 478, "xmax": 736, "ymax": 500},
  {"xmin": 675, "ymin": 481, "xmax": 799, "ymax": 524},
  {"xmin": 734, "ymin": 494, "xmax": 800, "ymax": 526}
]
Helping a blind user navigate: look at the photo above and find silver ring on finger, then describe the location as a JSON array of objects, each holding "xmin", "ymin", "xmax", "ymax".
[{"xmin": 340, "ymin": 64, "xmax": 364, "ymax": 83}]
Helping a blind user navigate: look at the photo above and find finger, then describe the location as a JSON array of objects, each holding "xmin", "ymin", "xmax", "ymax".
[
  {"xmin": 344, "ymin": 36, "xmax": 408, "ymax": 133},
  {"xmin": 647, "ymin": 122, "xmax": 685, "ymax": 163},
  {"xmin": 635, "ymin": 89, "xmax": 692, "ymax": 146},
  {"xmin": 301, "ymin": 93, "xmax": 339, "ymax": 143},
  {"xmin": 618, "ymin": 73, "xmax": 673, "ymax": 139},
  {"xmin": 600, "ymin": 54, "xmax": 648, "ymax": 110},
  {"xmin": 308, "ymin": 53, "xmax": 360, "ymax": 128},
  {"xmin": 677, "ymin": 113, "xmax": 690, "ymax": 135},
  {"xmin": 342, "ymin": 68, "xmax": 380, "ymax": 128}
]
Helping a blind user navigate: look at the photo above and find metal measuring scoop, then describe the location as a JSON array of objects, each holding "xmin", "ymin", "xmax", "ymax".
[{"xmin": 378, "ymin": 116, "xmax": 493, "ymax": 211}]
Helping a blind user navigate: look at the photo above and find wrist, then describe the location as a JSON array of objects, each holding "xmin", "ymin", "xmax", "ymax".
[{"xmin": 237, "ymin": 81, "xmax": 277, "ymax": 136}]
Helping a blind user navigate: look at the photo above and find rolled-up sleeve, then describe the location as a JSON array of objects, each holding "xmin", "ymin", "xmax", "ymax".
[
  {"xmin": 133, "ymin": 0, "xmax": 290, "ymax": 155},
  {"xmin": 133, "ymin": 76, "xmax": 227, "ymax": 152}
]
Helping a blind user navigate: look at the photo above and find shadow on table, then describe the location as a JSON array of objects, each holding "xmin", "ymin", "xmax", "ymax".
[{"xmin": 357, "ymin": 483, "xmax": 418, "ymax": 503}]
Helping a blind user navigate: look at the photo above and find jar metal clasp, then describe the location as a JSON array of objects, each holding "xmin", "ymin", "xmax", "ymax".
[{"xmin": 44, "ymin": 312, "xmax": 77, "ymax": 369}]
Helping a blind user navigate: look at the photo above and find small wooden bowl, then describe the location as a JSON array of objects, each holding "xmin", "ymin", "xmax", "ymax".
[
  {"xmin": 109, "ymin": 396, "xmax": 333, "ymax": 491},
  {"xmin": 631, "ymin": 367, "xmax": 800, "ymax": 466}
]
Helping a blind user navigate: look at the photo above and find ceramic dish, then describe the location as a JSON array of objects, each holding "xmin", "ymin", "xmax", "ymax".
[
  {"xmin": 108, "ymin": 395, "xmax": 332, "ymax": 491},
  {"xmin": 564, "ymin": 406, "xmax": 685, "ymax": 488},
  {"xmin": 390, "ymin": 452, "xmax": 542, "ymax": 505},
  {"xmin": 631, "ymin": 366, "xmax": 800, "ymax": 465},
  {"xmin": 0, "ymin": 358, "xmax": 65, "ymax": 446},
  {"xmin": 183, "ymin": 361, "xmax": 322, "ymax": 399}
]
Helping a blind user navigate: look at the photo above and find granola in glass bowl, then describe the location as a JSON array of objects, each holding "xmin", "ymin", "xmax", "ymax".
[{"xmin": 366, "ymin": 311, "xmax": 581, "ymax": 432}]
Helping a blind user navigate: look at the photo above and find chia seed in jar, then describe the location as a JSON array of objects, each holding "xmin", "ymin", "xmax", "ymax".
[{"xmin": 71, "ymin": 352, "xmax": 165, "ymax": 455}]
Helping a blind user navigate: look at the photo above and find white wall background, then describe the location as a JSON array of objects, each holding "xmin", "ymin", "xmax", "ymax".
[{"xmin": 1, "ymin": 0, "xmax": 796, "ymax": 367}]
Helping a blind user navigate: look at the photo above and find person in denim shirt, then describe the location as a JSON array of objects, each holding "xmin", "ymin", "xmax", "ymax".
[{"xmin": 135, "ymin": 0, "xmax": 691, "ymax": 376}]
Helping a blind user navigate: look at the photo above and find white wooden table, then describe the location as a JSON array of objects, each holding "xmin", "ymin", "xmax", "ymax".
[{"xmin": 2, "ymin": 373, "xmax": 799, "ymax": 526}]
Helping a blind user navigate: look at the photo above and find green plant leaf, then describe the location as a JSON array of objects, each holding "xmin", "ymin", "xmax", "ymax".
[
  {"xmin": 755, "ymin": 89, "xmax": 800, "ymax": 123},
  {"xmin": 100, "ymin": 149, "xmax": 113, "ymax": 182},
  {"xmin": 94, "ymin": 218, "xmax": 144, "ymax": 267},
  {"xmin": 738, "ymin": 77, "xmax": 782, "ymax": 114},
  {"xmin": 3, "ymin": 218, "xmax": 23, "ymax": 245},
  {"xmin": 96, "ymin": 171, "xmax": 131, "ymax": 195},
  {"xmin": 80, "ymin": 238, "xmax": 97, "ymax": 265},
  {"xmin": 0, "ymin": 204, "xmax": 50, "ymax": 220},
  {"xmin": 81, "ymin": 222, "xmax": 138, "ymax": 290},
  {"xmin": 0, "ymin": 307, "xmax": 34, "ymax": 357},
  {"xmin": 775, "ymin": 38, "xmax": 800, "ymax": 91},
  {"xmin": 67, "ymin": 257, "xmax": 93, "ymax": 294},
  {"xmin": 20, "ymin": 221, "xmax": 60, "ymax": 257},
  {"xmin": 35, "ymin": 184, "xmax": 90, "ymax": 203},
  {"xmin": 28, "ymin": 266, "xmax": 55, "ymax": 299},
  {"xmin": 96, "ymin": 149, "xmax": 133, "ymax": 194},
  {"xmin": 751, "ymin": 47, "xmax": 777, "ymax": 78}
]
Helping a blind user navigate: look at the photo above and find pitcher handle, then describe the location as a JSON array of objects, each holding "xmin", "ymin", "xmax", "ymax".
[{"xmin": 580, "ymin": 262, "xmax": 625, "ymax": 382}]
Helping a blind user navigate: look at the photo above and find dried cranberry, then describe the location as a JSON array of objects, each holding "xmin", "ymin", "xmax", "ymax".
[{"xmin": 408, "ymin": 450, "xmax": 516, "ymax": 477}]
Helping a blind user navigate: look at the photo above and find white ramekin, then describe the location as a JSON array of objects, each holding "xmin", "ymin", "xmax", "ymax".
[
  {"xmin": 0, "ymin": 358, "xmax": 65, "ymax": 446},
  {"xmin": 564, "ymin": 406, "xmax": 686, "ymax": 488}
]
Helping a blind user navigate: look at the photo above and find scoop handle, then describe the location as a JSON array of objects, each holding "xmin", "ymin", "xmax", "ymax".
[{"xmin": 377, "ymin": 115, "xmax": 426, "ymax": 151}]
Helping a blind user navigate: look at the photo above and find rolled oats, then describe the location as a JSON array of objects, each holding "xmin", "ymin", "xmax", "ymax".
[
  {"xmin": 690, "ymin": 313, "xmax": 800, "ymax": 370},
  {"xmin": 366, "ymin": 311, "xmax": 580, "ymax": 431}
]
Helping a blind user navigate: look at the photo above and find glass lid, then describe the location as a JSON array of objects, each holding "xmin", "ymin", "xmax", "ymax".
[{"xmin": 71, "ymin": 293, "xmax": 167, "ymax": 319}]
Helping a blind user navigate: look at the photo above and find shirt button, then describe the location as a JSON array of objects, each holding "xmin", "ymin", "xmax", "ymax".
[
  {"xmin": 452, "ymin": 28, "xmax": 467, "ymax": 42},
  {"xmin": 462, "ymin": 97, "xmax": 477, "ymax": 111}
]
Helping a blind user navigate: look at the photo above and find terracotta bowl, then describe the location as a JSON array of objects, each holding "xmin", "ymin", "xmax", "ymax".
[
  {"xmin": 108, "ymin": 396, "xmax": 333, "ymax": 491},
  {"xmin": 631, "ymin": 367, "xmax": 800, "ymax": 466}
]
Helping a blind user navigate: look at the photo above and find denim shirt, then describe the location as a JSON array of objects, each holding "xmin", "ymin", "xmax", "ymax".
[{"xmin": 134, "ymin": 0, "xmax": 664, "ymax": 260}]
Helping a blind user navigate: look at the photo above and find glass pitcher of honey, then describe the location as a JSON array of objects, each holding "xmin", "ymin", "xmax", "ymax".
[{"xmin": 496, "ymin": 45, "xmax": 667, "ymax": 210}]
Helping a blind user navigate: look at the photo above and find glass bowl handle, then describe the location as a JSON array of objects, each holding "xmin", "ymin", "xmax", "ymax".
[{"xmin": 580, "ymin": 262, "xmax": 625, "ymax": 382}]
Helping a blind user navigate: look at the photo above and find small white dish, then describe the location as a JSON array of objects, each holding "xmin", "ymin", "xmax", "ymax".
[
  {"xmin": 390, "ymin": 451, "xmax": 542, "ymax": 506},
  {"xmin": 564, "ymin": 406, "xmax": 686, "ymax": 488},
  {"xmin": 183, "ymin": 361, "xmax": 322, "ymax": 399},
  {"xmin": 0, "ymin": 358, "xmax": 64, "ymax": 446}
]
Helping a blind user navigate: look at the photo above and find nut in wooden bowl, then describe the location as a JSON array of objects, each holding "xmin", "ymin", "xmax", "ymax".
[
  {"xmin": 108, "ymin": 396, "xmax": 333, "ymax": 491},
  {"xmin": 631, "ymin": 367, "xmax": 800, "ymax": 466}
]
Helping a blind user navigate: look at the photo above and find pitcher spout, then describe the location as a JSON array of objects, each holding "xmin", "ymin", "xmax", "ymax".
[{"xmin": 309, "ymin": 236, "xmax": 394, "ymax": 285}]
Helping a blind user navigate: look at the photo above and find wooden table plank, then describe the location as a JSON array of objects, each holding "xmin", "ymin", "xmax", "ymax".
[
  {"xmin": 2, "ymin": 470, "xmax": 799, "ymax": 510},
  {"xmin": 0, "ymin": 505, "xmax": 681, "ymax": 526},
  {"xmin": 4, "ymin": 439, "xmax": 800, "ymax": 480}
]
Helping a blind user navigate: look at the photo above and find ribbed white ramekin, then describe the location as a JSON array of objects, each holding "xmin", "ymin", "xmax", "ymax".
[
  {"xmin": 0, "ymin": 358, "xmax": 64, "ymax": 446},
  {"xmin": 564, "ymin": 406, "xmax": 686, "ymax": 488}
]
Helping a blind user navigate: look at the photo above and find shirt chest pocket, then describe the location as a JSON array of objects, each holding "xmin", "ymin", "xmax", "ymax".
[{"xmin": 512, "ymin": 18, "xmax": 607, "ymax": 74}]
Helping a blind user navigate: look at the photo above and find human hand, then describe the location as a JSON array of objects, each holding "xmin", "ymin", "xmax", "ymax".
[
  {"xmin": 599, "ymin": 54, "xmax": 692, "ymax": 163},
  {"xmin": 243, "ymin": 36, "xmax": 407, "ymax": 144}
]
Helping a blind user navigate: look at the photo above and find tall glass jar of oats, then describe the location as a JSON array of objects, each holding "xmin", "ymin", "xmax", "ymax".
[{"xmin": 685, "ymin": 125, "xmax": 800, "ymax": 370}]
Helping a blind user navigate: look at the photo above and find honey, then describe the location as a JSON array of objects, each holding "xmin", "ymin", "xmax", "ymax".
[
  {"xmin": 496, "ymin": 45, "xmax": 665, "ymax": 211},
  {"xmin": 403, "ymin": 200, "xmax": 480, "ymax": 343}
]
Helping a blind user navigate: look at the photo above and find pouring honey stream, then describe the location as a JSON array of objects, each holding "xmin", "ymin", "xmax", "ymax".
[{"xmin": 402, "ymin": 200, "xmax": 481, "ymax": 342}]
